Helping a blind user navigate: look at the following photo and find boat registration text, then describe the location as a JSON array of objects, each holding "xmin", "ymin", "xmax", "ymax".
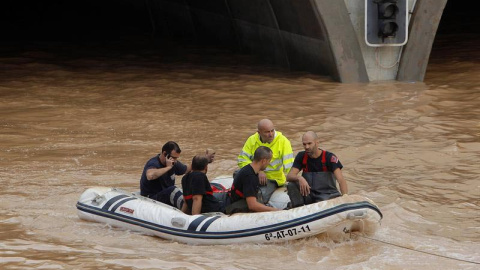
[{"xmin": 264, "ymin": 225, "xmax": 311, "ymax": 241}]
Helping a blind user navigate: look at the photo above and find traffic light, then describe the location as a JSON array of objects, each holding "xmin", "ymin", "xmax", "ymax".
[{"xmin": 365, "ymin": 0, "xmax": 408, "ymax": 46}]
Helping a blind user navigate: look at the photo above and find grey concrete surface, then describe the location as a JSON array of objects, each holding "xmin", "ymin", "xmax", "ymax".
[
  {"xmin": 145, "ymin": 0, "xmax": 445, "ymax": 83},
  {"xmin": 397, "ymin": 0, "xmax": 448, "ymax": 82}
]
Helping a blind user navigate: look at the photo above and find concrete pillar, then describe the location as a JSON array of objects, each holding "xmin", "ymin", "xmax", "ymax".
[
  {"xmin": 312, "ymin": 0, "xmax": 369, "ymax": 82},
  {"xmin": 344, "ymin": 0, "xmax": 418, "ymax": 82},
  {"xmin": 397, "ymin": 0, "xmax": 448, "ymax": 81}
]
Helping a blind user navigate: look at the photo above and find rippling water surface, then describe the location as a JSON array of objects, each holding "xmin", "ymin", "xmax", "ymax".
[{"xmin": 0, "ymin": 34, "xmax": 479, "ymax": 269}]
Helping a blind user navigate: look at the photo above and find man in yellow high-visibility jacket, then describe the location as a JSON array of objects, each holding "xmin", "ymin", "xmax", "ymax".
[{"xmin": 237, "ymin": 119, "xmax": 294, "ymax": 204}]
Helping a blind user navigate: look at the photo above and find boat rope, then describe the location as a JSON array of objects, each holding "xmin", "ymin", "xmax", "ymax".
[{"xmin": 355, "ymin": 234, "xmax": 480, "ymax": 265}]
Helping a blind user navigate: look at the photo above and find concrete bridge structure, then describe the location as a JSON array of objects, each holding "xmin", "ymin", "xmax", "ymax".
[{"xmin": 134, "ymin": 0, "xmax": 448, "ymax": 83}]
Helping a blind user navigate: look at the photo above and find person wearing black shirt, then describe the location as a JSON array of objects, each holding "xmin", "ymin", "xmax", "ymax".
[
  {"xmin": 286, "ymin": 131, "xmax": 348, "ymax": 208},
  {"xmin": 181, "ymin": 155, "xmax": 225, "ymax": 214},
  {"xmin": 227, "ymin": 146, "xmax": 280, "ymax": 214}
]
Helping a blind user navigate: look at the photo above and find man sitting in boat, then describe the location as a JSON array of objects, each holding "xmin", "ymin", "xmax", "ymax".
[
  {"xmin": 286, "ymin": 131, "xmax": 348, "ymax": 208},
  {"xmin": 140, "ymin": 141, "xmax": 191, "ymax": 209},
  {"xmin": 237, "ymin": 119, "xmax": 294, "ymax": 205},
  {"xmin": 181, "ymin": 155, "xmax": 226, "ymax": 214},
  {"xmin": 227, "ymin": 146, "xmax": 280, "ymax": 214}
]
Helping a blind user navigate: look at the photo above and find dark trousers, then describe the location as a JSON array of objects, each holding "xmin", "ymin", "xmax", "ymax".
[
  {"xmin": 212, "ymin": 191, "xmax": 230, "ymax": 213},
  {"xmin": 225, "ymin": 198, "xmax": 248, "ymax": 215},
  {"xmin": 150, "ymin": 186, "xmax": 184, "ymax": 209},
  {"xmin": 287, "ymin": 182, "xmax": 341, "ymax": 208},
  {"xmin": 258, "ymin": 179, "xmax": 279, "ymax": 204}
]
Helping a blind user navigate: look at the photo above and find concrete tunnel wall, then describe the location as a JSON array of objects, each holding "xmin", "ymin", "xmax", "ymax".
[
  {"xmin": 146, "ymin": 0, "xmax": 369, "ymax": 83},
  {"xmin": 140, "ymin": 0, "xmax": 446, "ymax": 83}
]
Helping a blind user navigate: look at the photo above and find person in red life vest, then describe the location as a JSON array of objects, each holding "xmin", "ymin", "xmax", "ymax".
[
  {"xmin": 286, "ymin": 131, "xmax": 348, "ymax": 208},
  {"xmin": 140, "ymin": 141, "xmax": 191, "ymax": 209},
  {"xmin": 181, "ymin": 155, "xmax": 226, "ymax": 214},
  {"xmin": 227, "ymin": 146, "xmax": 281, "ymax": 214}
]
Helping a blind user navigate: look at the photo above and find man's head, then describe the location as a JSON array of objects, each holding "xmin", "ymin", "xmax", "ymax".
[
  {"xmin": 302, "ymin": 131, "xmax": 320, "ymax": 157},
  {"xmin": 191, "ymin": 155, "xmax": 209, "ymax": 172},
  {"xmin": 205, "ymin": 148, "xmax": 215, "ymax": 163},
  {"xmin": 253, "ymin": 146, "xmax": 273, "ymax": 170},
  {"xmin": 257, "ymin": 119, "xmax": 275, "ymax": 143},
  {"xmin": 161, "ymin": 141, "xmax": 181, "ymax": 160}
]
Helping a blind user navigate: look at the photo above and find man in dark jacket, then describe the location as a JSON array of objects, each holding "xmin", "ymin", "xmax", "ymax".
[{"xmin": 140, "ymin": 141, "xmax": 190, "ymax": 209}]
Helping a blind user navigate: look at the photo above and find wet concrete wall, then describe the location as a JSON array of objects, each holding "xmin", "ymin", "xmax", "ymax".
[
  {"xmin": 142, "ymin": 0, "xmax": 445, "ymax": 83},
  {"xmin": 397, "ymin": 0, "xmax": 448, "ymax": 81},
  {"xmin": 150, "ymin": 0, "xmax": 369, "ymax": 83}
]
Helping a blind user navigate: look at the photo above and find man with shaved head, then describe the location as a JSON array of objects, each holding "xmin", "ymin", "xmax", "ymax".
[
  {"xmin": 237, "ymin": 119, "xmax": 294, "ymax": 204},
  {"xmin": 286, "ymin": 131, "xmax": 348, "ymax": 208}
]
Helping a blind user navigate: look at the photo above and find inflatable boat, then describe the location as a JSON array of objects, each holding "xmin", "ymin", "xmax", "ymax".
[{"xmin": 76, "ymin": 177, "xmax": 382, "ymax": 245}]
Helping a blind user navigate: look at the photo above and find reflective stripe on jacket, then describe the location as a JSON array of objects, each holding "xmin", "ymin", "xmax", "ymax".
[{"xmin": 237, "ymin": 131, "xmax": 294, "ymax": 186}]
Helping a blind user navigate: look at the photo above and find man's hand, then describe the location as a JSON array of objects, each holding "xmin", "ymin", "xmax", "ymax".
[
  {"xmin": 258, "ymin": 171, "xmax": 267, "ymax": 185},
  {"xmin": 298, "ymin": 176, "xmax": 311, "ymax": 196},
  {"xmin": 206, "ymin": 148, "xmax": 215, "ymax": 163},
  {"xmin": 165, "ymin": 156, "xmax": 175, "ymax": 169}
]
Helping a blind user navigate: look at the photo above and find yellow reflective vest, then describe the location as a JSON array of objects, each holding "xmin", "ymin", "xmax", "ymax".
[{"xmin": 237, "ymin": 131, "xmax": 294, "ymax": 186}]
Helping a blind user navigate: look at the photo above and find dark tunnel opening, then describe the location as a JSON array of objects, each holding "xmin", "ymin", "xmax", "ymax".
[
  {"xmin": 430, "ymin": 0, "xmax": 479, "ymax": 62},
  {"xmin": 0, "ymin": 0, "xmax": 151, "ymax": 42}
]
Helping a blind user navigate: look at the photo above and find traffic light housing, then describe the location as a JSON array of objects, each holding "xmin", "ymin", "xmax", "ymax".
[{"xmin": 365, "ymin": 0, "xmax": 408, "ymax": 46}]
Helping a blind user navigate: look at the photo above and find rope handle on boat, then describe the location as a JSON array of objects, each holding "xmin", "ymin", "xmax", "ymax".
[{"xmin": 352, "ymin": 233, "xmax": 480, "ymax": 265}]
